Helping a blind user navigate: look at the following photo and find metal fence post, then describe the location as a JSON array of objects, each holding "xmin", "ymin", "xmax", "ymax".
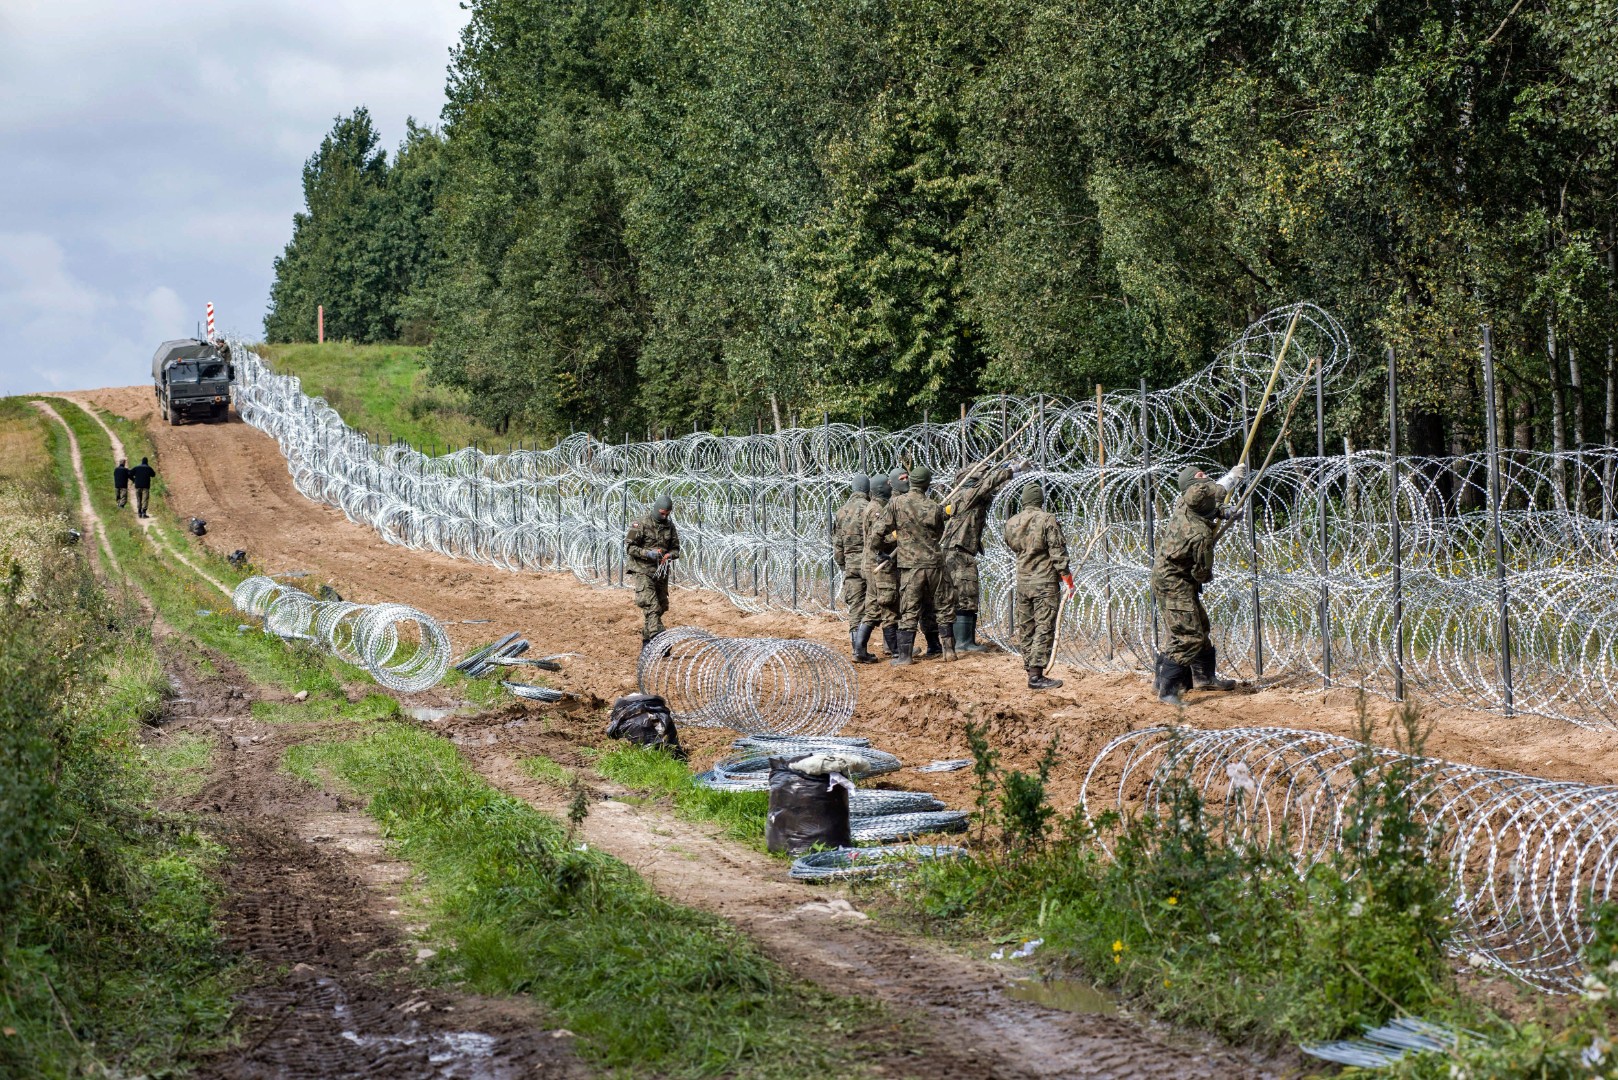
[
  {"xmin": 1141, "ymin": 377, "xmax": 1157, "ymax": 653},
  {"xmin": 1240, "ymin": 384, "xmax": 1263, "ymax": 678},
  {"xmin": 1388, "ymin": 346, "xmax": 1405, "ymax": 701},
  {"xmin": 1316, "ymin": 354, "xmax": 1331, "ymax": 686},
  {"xmin": 1481, "ymin": 325, "xmax": 1514, "ymax": 715}
]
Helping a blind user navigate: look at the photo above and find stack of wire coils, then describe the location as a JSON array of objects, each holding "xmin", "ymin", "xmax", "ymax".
[
  {"xmin": 696, "ymin": 734, "xmax": 970, "ymax": 843},
  {"xmin": 637, "ymin": 626, "xmax": 855, "ymax": 736}
]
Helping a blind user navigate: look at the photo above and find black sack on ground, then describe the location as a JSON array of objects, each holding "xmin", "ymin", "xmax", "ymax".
[
  {"xmin": 766, "ymin": 758, "xmax": 852, "ymax": 855},
  {"xmin": 605, "ymin": 693, "xmax": 686, "ymax": 760}
]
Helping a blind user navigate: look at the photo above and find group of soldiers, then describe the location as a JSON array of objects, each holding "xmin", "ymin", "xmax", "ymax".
[
  {"xmin": 829, "ymin": 461, "xmax": 1072, "ymax": 690},
  {"xmin": 622, "ymin": 456, "xmax": 1249, "ymax": 702}
]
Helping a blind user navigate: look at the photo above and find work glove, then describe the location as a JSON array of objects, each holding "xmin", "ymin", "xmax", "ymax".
[
  {"xmin": 1060, "ymin": 571, "xmax": 1075, "ymax": 594},
  {"xmin": 659, "ymin": 551, "xmax": 677, "ymax": 563},
  {"xmin": 1008, "ymin": 457, "xmax": 1032, "ymax": 473},
  {"xmin": 1221, "ymin": 504, "xmax": 1246, "ymax": 523},
  {"xmin": 1215, "ymin": 462, "xmax": 1248, "ymax": 492}
]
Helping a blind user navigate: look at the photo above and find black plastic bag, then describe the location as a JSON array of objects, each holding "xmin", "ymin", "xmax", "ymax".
[
  {"xmin": 605, "ymin": 693, "xmax": 686, "ymax": 760},
  {"xmin": 766, "ymin": 758, "xmax": 852, "ymax": 855}
]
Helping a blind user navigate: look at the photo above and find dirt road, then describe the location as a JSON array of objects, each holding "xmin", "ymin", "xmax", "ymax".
[{"xmin": 78, "ymin": 385, "xmax": 1618, "ymax": 808}]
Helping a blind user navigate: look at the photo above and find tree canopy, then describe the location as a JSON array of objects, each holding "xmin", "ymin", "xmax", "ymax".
[{"xmin": 266, "ymin": 0, "xmax": 1618, "ymax": 452}]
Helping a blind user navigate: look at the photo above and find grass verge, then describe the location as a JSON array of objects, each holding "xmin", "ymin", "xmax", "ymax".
[
  {"xmin": 287, "ymin": 724, "xmax": 870, "ymax": 1077},
  {"xmin": 597, "ymin": 744, "xmax": 771, "ymax": 850},
  {"xmin": 257, "ymin": 342, "xmax": 541, "ymax": 447},
  {"xmin": 0, "ymin": 438, "xmax": 233, "ymax": 1077}
]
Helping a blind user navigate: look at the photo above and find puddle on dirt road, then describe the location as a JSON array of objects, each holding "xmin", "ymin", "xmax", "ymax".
[{"xmin": 1007, "ymin": 977, "xmax": 1116, "ymax": 1015}]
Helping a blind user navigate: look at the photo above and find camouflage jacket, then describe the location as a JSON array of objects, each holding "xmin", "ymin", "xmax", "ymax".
[
  {"xmin": 831, "ymin": 493, "xmax": 868, "ymax": 573},
  {"xmin": 875, "ymin": 490, "xmax": 944, "ymax": 570},
  {"xmin": 862, "ymin": 498, "xmax": 895, "ymax": 580},
  {"xmin": 1005, "ymin": 507, "xmax": 1070, "ymax": 586},
  {"xmin": 626, "ymin": 512, "xmax": 681, "ymax": 575},
  {"xmin": 941, "ymin": 465, "xmax": 1013, "ymax": 555},
  {"xmin": 1150, "ymin": 481, "xmax": 1224, "ymax": 591}
]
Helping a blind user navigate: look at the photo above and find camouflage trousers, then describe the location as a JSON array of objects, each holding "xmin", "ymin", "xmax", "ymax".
[
  {"xmin": 115, "ymin": 484, "xmax": 128, "ymax": 508},
  {"xmin": 1014, "ymin": 580, "xmax": 1061, "ymax": 669},
  {"xmin": 841, "ymin": 569, "xmax": 866, "ymax": 622},
  {"xmin": 942, "ymin": 548, "xmax": 980, "ymax": 614},
  {"xmin": 864, "ymin": 566, "xmax": 899, "ymax": 629},
  {"xmin": 631, "ymin": 571, "xmax": 670, "ymax": 640},
  {"xmin": 1153, "ymin": 578, "xmax": 1210, "ymax": 667},
  {"xmin": 896, "ymin": 565, "xmax": 947, "ymax": 633}
]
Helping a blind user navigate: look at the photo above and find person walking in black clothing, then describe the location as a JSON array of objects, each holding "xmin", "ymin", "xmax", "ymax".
[
  {"xmin": 113, "ymin": 458, "xmax": 130, "ymax": 508},
  {"xmin": 130, "ymin": 457, "xmax": 156, "ymax": 517}
]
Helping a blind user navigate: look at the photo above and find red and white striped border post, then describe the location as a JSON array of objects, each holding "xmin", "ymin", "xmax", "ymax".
[{"xmin": 206, "ymin": 301, "xmax": 215, "ymax": 341}]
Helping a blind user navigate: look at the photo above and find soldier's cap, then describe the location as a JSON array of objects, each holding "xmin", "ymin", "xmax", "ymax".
[
  {"xmin": 909, "ymin": 464, "xmax": 933, "ymax": 489},
  {"xmin": 1177, "ymin": 465, "xmax": 1206, "ymax": 494},
  {"xmin": 654, "ymin": 494, "xmax": 674, "ymax": 514},
  {"xmin": 852, "ymin": 473, "xmax": 869, "ymax": 495},
  {"xmin": 1020, "ymin": 484, "xmax": 1045, "ymax": 509}
]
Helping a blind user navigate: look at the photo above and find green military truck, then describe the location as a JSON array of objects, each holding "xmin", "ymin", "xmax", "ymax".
[{"xmin": 152, "ymin": 338, "xmax": 234, "ymax": 424}]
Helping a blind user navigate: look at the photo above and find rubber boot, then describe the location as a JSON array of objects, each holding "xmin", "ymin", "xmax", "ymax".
[
  {"xmin": 889, "ymin": 629, "xmax": 916, "ymax": 667},
  {"xmin": 1027, "ymin": 666, "xmax": 1063, "ymax": 690},
  {"xmin": 919, "ymin": 621, "xmax": 943, "ymax": 660},
  {"xmin": 1154, "ymin": 654, "xmax": 1192, "ymax": 705},
  {"xmin": 956, "ymin": 612, "xmax": 987, "ymax": 653},
  {"xmin": 852, "ymin": 622, "xmax": 879, "ymax": 664},
  {"xmin": 882, "ymin": 625, "xmax": 898, "ymax": 657},
  {"xmin": 1191, "ymin": 645, "xmax": 1236, "ymax": 691},
  {"xmin": 940, "ymin": 633, "xmax": 957, "ymax": 662}
]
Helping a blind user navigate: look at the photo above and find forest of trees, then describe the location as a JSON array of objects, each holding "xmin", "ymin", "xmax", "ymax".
[{"xmin": 264, "ymin": 0, "xmax": 1617, "ymax": 456}]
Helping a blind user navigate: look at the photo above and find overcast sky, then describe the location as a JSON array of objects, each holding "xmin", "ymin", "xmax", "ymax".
[{"xmin": 0, "ymin": 0, "xmax": 469, "ymax": 396}]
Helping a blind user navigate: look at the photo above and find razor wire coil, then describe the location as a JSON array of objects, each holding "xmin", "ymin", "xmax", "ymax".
[
  {"xmin": 1079, "ymin": 724, "xmax": 1618, "ymax": 992},
  {"xmin": 228, "ymin": 300, "xmax": 1618, "ymax": 726},
  {"xmin": 637, "ymin": 627, "xmax": 856, "ymax": 736},
  {"xmin": 232, "ymin": 575, "xmax": 450, "ymax": 692}
]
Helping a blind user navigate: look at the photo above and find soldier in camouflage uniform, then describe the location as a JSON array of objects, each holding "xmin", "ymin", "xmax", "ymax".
[
  {"xmin": 874, "ymin": 464, "xmax": 951, "ymax": 665},
  {"xmin": 832, "ymin": 474, "xmax": 876, "ymax": 663},
  {"xmin": 940, "ymin": 459, "xmax": 1022, "ymax": 652},
  {"xmin": 1004, "ymin": 484, "xmax": 1073, "ymax": 690},
  {"xmin": 625, "ymin": 493, "xmax": 682, "ymax": 649},
  {"xmin": 862, "ymin": 475, "xmax": 900, "ymax": 656},
  {"xmin": 1149, "ymin": 463, "xmax": 1247, "ymax": 704}
]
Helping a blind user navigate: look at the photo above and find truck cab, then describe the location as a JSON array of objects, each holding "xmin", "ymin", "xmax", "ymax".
[{"xmin": 152, "ymin": 339, "xmax": 234, "ymax": 424}]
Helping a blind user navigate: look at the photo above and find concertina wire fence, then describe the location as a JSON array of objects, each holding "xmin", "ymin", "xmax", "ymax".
[
  {"xmin": 1082, "ymin": 725, "xmax": 1618, "ymax": 992},
  {"xmin": 229, "ymin": 302, "xmax": 1618, "ymax": 728}
]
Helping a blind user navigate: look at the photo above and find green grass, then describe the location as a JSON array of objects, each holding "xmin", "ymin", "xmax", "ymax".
[
  {"xmin": 250, "ymin": 691, "xmax": 402, "ymax": 725},
  {"xmin": 287, "ymin": 724, "xmax": 873, "ymax": 1077},
  {"xmin": 522, "ymin": 754, "xmax": 577, "ymax": 787},
  {"xmin": 257, "ymin": 343, "xmax": 543, "ymax": 448},
  {"xmin": 0, "ymin": 428, "xmax": 234, "ymax": 1078},
  {"xmin": 145, "ymin": 732, "xmax": 215, "ymax": 798},
  {"xmin": 596, "ymin": 745, "xmax": 772, "ymax": 851}
]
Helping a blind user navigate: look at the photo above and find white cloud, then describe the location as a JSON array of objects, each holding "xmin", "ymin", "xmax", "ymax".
[{"xmin": 0, "ymin": 0, "xmax": 469, "ymax": 396}]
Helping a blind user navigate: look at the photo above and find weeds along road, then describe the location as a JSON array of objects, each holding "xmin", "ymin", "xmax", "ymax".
[
  {"xmin": 42, "ymin": 390, "xmax": 1285, "ymax": 1078},
  {"xmin": 78, "ymin": 385, "xmax": 1618, "ymax": 803}
]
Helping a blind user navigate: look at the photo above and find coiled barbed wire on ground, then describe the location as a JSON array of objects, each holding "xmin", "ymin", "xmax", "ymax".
[
  {"xmin": 232, "ymin": 575, "xmax": 450, "ymax": 692},
  {"xmin": 230, "ymin": 301, "xmax": 1618, "ymax": 725},
  {"xmin": 694, "ymin": 746, "xmax": 903, "ymax": 791},
  {"xmin": 1079, "ymin": 725, "xmax": 1618, "ymax": 992},
  {"xmin": 637, "ymin": 627, "xmax": 856, "ymax": 736},
  {"xmin": 789, "ymin": 844, "xmax": 970, "ymax": 882}
]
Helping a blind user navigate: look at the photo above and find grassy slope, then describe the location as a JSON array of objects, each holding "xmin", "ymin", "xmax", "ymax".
[
  {"xmin": 0, "ymin": 398, "xmax": 234, "ymax": 1078},
  {"xmin": 257, "ymin": 342, "xmax": 542, "ymax": 447}
]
